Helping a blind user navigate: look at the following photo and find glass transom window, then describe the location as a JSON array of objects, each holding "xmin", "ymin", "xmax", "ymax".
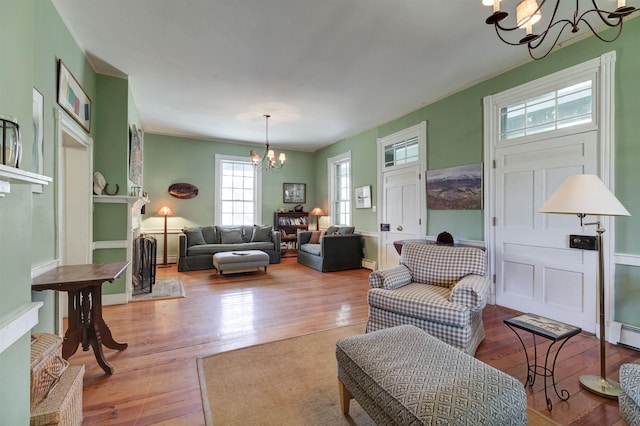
[
  {"xmin": 384, "ymin": 136, "xmax": 419, "ymax": 167},
  {"xmin": 500, "ymin": 80, "xmax": 593, "ymax": 140}
]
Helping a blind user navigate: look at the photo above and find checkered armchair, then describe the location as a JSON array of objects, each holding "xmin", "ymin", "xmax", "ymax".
[{"xmin": 366, "ymin": 242, "xmax": 490, "ymax": 355}]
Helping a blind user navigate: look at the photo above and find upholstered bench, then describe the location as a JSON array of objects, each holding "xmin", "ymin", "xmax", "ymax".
[
  {"xmin": 336, "ymin": 325, "xmax": 527, "ymax": 425},
  {"xmin": 212, "ymin": 250, "xmax": 269, "ymax": 275}
]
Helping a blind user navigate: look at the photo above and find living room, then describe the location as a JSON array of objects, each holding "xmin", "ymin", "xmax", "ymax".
[{"xmin": 2, "ymin": 1, "xmax": 640, "ymax": 424}]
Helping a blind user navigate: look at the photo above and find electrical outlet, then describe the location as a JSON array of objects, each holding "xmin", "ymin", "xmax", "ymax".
[{"xmin": 569, "ymin": 235, "xmax": 597, "ymax": 251}]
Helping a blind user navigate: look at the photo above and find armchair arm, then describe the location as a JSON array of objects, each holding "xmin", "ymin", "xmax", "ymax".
[
  {"xmin": 449, "ymin": 274, "xmax": 490, "ymax": 311},
  {"xmin": 178, "ymin": 233, "xmax": 187, "ymax": 257},
  {"xmin": 271, "ymin": 230, "xmax": 281, "ymax": 252},
  {"xmin": 368, "ymin": 265, "xmax": 412, "ymax": 290}
]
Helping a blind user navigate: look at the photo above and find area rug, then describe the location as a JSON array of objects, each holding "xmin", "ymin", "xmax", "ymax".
[
  {"xmin": 197, "ymin": 323, "xmax": 558, "ymax": 425},
  {"xmin": 131, "ymin": 278, "xmax": 185, "ymax": 301}
]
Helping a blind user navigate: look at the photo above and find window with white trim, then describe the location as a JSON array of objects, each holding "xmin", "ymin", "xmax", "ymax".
[
  {"xmin": 215, "ymin": 155, "xmax": 261, "ymax": 225},
  {"xmin": 328, "ymin": 152, "xmax": 351, "ymax": 226},
  {"xmin": 500, "ymin": 80, "xmax": 593, "ymax": 140},
  {"xmin": 384, "ymin": 136, "xmax": 419, "ymax": 167}
]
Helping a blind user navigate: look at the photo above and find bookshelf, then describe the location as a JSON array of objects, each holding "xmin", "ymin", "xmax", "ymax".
[{"xmin": 274, "ymin": 212, "xmax": 309, "ymax": 257}]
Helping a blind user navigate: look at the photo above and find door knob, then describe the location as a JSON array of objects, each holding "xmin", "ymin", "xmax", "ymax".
[{"xmin": 397, "ymin": 225, "xmax": 403, "ymax": 231}]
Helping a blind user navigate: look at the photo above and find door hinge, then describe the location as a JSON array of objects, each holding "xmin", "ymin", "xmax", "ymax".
[
  {"xmin": 419, "ymin": 172, "xmax": 421, "ymax": 180},
  {"xmin": 492, "ymin": 217, "xmax": 497, "ymax": 226},
  {"xmin": 493, "ymin": 159, "xmax": 496, "ymax": 169},
  {"xmin": 493, "ymin": 274, "xmax": 496, "ymax": 284},
  {"xmin": 419, "ymin": 218, "xmax": 421, "ymax": 225}
]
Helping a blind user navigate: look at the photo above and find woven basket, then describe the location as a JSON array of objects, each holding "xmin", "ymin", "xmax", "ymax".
[
  {"xmin": 30, "ymin": 365, "xmax": 84, "ymax": 426},
  {"xmin": 31, "ymin": 333, "xmax": 69, "ymax": 410}
]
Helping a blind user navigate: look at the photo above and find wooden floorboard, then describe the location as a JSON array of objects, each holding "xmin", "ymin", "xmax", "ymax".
[{"xmin": 67, "ymin": 258, "xmax": 638, "ymax": 425}]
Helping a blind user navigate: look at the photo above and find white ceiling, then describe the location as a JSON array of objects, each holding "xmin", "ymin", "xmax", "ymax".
[{"xmin": 51, "ymin": 0, "xmax": 539, "ymax": 152}]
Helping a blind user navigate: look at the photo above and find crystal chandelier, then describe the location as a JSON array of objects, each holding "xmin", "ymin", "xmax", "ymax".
[
  {"xmin": 483, "ymin": 0, "xmax": 638, "ymax": 59},
  {"xmin": 249, "ymin": 114, "xmax": 285, "ymax": 170}
]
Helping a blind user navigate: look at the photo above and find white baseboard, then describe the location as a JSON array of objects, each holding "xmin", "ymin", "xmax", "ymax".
[
  {"xmin": 361, "ymin": 258, "xmax": 376, "ymax": 271},
  {"xmin": 103, "ymin": 292, "xmax": 128, "ymax": 306},
  {"xmin": 611, "ymin": 321, "xmax": 640, "ymax": 350}
]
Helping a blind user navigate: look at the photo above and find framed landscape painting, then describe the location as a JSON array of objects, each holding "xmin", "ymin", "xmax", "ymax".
[{"xmin": 426, "ymin": 163, "xmax": 483, "ymax": 210}]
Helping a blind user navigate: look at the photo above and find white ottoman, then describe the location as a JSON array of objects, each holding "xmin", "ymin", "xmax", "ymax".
[{"xmin": 213, "ymin": 250, "xmax": 269, "ymax": 275}]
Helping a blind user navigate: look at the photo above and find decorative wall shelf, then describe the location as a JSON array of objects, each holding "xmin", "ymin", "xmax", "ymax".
[{"xmin": 0, "ymin": 165, "xmax": 52, "ymax": 196}]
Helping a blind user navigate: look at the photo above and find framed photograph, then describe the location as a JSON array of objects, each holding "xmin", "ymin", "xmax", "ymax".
[
  {"xmin": 32, "ymin": 88, "xmax": 45, "ymax": 193},
  {"xmin": 129, "ymin": 124, "xmax": 143, "ymax": 185},
  {"xmin": 57, "ymin": 59, "xmax": 92, "ymax": 132},
  {"xmin": 426, "ymin": 163, "xmax": 483, "ymax": 210},
  {"xmin": 32, "ymin": 88, "xmax": 44, "ymax": 174},
  {"xmin": 355, "ymin": 185, "xmax": 372, "ymax": 209},
  {"xmin": 283, "ymin": 183, "xmax": 306, "ymax": 204}
]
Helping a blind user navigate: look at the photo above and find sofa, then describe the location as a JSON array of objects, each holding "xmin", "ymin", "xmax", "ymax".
[
  {"xmin": 178, "ymin": 225, "xmax": 281, "ymax": 272},
  {"xmin": 366, "ymin": 242, "xmax": 490, "ymax": 355},
  {"xmin": 620, "ymin": 363, "xmax": 640, "ymax": 424},
  {"xmin": 297, "ymin": 226, "xmax": 363, "ymax": 272}
]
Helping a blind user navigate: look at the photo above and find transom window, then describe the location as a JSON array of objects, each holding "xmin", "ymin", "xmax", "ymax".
[
  {"xmin": 500, "ymin": 80, "xmax": 593, "ymax": 140},
  {"xmin": 384, "ymin": 136, "xmax": 419, "ymax": 167},
  {"xmin": 215, "ymin": 155, "xmax": 261, "ymax": 225}
]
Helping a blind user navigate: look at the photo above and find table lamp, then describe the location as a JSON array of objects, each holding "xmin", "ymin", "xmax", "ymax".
[
  {"xmin": 309, "ymin": 207, "xmax": 326, "ymax": 231},
  {"xmin": 539, "ymin": 174, "xmax": 630, "ymax": 398},
  {"xmin": 156, "ymin": 206, "xmax": 175, "ymax": 268}
]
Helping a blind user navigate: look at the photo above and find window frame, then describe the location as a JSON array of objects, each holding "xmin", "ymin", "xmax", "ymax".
[
  {"xmin": 214, "ymin": 154, "xmax": 262, "ymax": 225},
  {"xmin": 327, "ymin": 151, "xmax": 352, "ymax": 226}
]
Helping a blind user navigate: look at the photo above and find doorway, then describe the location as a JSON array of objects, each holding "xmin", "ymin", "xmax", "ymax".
[
  {"xmin": 484, "ymin": 53, "xmax": 617, "ymax": 333},
  {"xmin": 55, "ymin": 110, "xmax": 93, "ymax": 331},
  {"xmin": 377, "ymin": 122, "xmax": 426, "ymax": 270}
]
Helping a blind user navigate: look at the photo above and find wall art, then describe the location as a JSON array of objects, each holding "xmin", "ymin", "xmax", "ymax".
[
  {"xmin": 57, "ymin": 60, "xmax": 91, "ymax": 132},
  {"xmin": 426, "ymin": 163, "xmax": 483, "ymax": 210}
]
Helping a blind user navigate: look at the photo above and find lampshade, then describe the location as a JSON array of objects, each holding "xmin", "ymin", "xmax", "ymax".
[
  {"xmin": 309, "ymin": 207, "xmax": 326, "ymax": 216},
  {"xmin": 539, "ymin": 174, "xmax": 630, "ymax": 217},
  {"xmin": 156, "ymin": 206, "xmax": 175, "ymax": 216},
  {"xmin": 516, "ymin": 0, "xmax": 541, "ymax": 29}
]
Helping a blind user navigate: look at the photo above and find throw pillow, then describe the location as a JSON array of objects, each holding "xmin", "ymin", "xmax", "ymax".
[
  {"xmin": 183, "ymin": 228, "xmax": 206, "ymax": 247},
  {"xmin": 325, "ymin": 226, "xmax": 339, "ymax": 236},
  {"xmin": 252, "ymin": 225, "xmax": 272, "ymax": 242},
  {"xmin": 309, "ymin": 230, "xmax": 322, "ymax": 244},
  {"xmin": 220, "ymin": 228, "xmax": 243, "ymax": 244},
  {"xmin": 338, "ymin": 226, "xmax": 355, "ymax": 234}
]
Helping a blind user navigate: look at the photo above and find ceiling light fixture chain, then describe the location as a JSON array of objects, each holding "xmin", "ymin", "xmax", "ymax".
[
  {"xmin": 249, "ymin": 114, "xmax": 285, "ymax": 171},
  {"xmin": 483, "ymin": 0, "xmax": 638, "ymax": 60}
]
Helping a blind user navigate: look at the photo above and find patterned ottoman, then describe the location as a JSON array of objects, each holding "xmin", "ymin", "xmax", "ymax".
[
  {"xmin": 212, "ymin": 250, "xmax": 269, "ymax": 275},
  {"xmin": 336, "ymin": 325, "xmax": 527, "ymax": 425}
]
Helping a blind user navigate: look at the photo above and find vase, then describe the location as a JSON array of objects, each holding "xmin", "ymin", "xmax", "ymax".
[{"xmin": 1, "ymin": 116, "xmax": 21, "ymax": 168}]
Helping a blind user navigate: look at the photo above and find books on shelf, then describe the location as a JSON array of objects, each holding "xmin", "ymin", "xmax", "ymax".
[{"xmin": 278, "ymin": 216, "xmax": 307, "ymax": 226}]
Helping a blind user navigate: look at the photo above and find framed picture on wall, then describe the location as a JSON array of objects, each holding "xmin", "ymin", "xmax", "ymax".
[
  {"xmin": 57, "ymin": 60, "xmax": 92, "ymax": 133},
  {"xmin": 283, "ymin": 183, "xmax": 306, "ymax": 204},
  {"xmin": 355, "ymin": 185, "xmax": 372, "ymax": 209}
]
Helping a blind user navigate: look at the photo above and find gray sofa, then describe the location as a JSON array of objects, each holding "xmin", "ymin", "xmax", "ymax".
[
  {"xmin": 178, "ymin": 225, "xmax": 281, "ymax": 272},
  {"xmin": 297, "ymin": 226, "xmax": 363, "ymax": 272}
]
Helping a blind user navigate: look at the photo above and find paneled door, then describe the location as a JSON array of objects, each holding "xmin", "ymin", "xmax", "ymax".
[
  {"xmin": 494, "ymin": 131, "xmax": 598, "ymax": 331},
  {"xmin": 379, "ymin": 165, "xmax": 421, "ymax": 269}
]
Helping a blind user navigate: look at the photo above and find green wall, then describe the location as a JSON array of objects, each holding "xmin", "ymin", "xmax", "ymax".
[{"xmin": 141, "ymin": 133, "xmax": 316, "ymax": 237}]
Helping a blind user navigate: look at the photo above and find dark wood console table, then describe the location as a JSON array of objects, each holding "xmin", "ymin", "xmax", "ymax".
[{"xmin": 32, "ymin": 262, "xmax": 129, "ymax": 375}]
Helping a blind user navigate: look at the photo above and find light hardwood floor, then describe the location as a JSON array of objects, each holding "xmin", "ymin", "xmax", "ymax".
[{"xmin": 68, "ymin": 258, "xmax": 638, "ymax": 425}]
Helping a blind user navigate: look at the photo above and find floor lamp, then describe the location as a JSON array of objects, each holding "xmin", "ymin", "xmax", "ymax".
[
  {"xmin": 539, "ymin": 174, "xmax": 630, "ymax": 398},
  {"xmin": 309, "ymin": 207, "xmax": 326, "ymax": 231},
  {"xmin": 156, "ymin": 206, "xmax": 175, "ymax": 268}
]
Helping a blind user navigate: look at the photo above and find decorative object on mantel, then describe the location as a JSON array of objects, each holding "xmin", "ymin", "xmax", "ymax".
[
  {"xmin": 482, "ymin": 0, "xmax": 639, "ymax": 60},
  {"xmin": 92, "ymin": 171, "xmax": 119, "ymax": 195},
  {"xmin": 249, "ymin": 114, "xmax": 285, "ymax": 170},
  {"xmin": 540, "ymin": 174, "xmax": 631, "ymax": 398},
  {"xmin": 1, "ymin": 115, "xmax": 22, "ymax": 168},
  {"xmin": 156, "ymin": 206, "xmax": 176, "ymax": 268},
  {"xmin": 57, "ymin": 59, "xmax": 91, "ymax": 132},
  {"xmin": 32, "ymin": 88, "xmax": 44, "ymax": 175},
  {"xmin": 168, "ymin": 182, "xmax": 199, "ymax": 199},
  {"xmin": 309, "ymin": 207, "xmax": 326, "ymax": 231},
  {"xmin": 129, "ymin": 124, "xmax": 143, "ymax": 186}
]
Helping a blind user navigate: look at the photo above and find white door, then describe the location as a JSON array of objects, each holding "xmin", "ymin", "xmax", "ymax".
[
  {"xmin": 494, "ymin": 131, "xmax": 598, "ymax": 331},
  {"xmin": 379, "ymin": 165, "xmax": 422, "ymax": 269}
]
